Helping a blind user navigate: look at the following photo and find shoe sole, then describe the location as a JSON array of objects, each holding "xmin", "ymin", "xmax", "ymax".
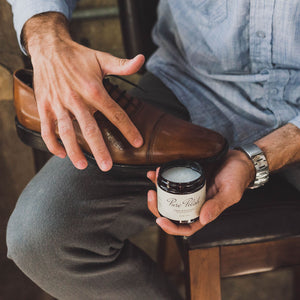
[{"xmin": 15, "ymin": 117, "xmax": 228, "ymax": 171}]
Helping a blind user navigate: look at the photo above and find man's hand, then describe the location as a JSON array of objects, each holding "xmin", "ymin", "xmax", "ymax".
[
  {"xmin": 146, "ymin": 150, "xmax": 255, "ymax": 236},
  {"xmin": 23, "ymin": 12, "xmax": 144, "ymax": 171},
  {"xmin": 147, "ymin": 123, "xmax": 300, "ymax": 236}
]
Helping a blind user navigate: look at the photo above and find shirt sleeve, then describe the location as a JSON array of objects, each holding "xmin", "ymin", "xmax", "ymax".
[
  {"xmin": 289, "ymin": 115, "xmax": 300, "ymax": 129},
  {"xmin": 7, "ymin": 0, "xmax": 79, "ymax": 54}
]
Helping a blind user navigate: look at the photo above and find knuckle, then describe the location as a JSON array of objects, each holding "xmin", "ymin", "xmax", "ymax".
[
  {"xmin": 93, "ymin": 147, "xmax": 108, "ymax": 159},
  {"xmin": 59, "ymin": 124, "xmax": 72, "ymax": 136},
  {"xmin": 41, "ymin": 131, "xmax": 51, "ymax": 141},
  {"xmin": 103, "ymin": 99, "xmax": 117, "ymax": 112},
  {"xmin": 41, "ymin": 127, "xmax": 51, "ymax": 140},
  {"xmin": 119, "ymin": 58, "xmax": 128, "ymax": 67},
  {"xmin": 67, "ymin": 149, "xmax": 77, "ymax": 159},
  {"xmin": 86, "ymin": 82, "xmax": 101, "ymax": 98},
  {"xmin": 112, "ymin": 110, "xmax": 127, "ymax": 123},
  {"xmin": 37, "ymin": 100, "xmax": 51, "ymax": 116},
  {"xmin": 84, "ymin": 124, "xmax": 98, "ymax": 138}
]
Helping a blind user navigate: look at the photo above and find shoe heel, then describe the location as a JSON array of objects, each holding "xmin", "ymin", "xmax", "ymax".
[{"xmin": 15, "ymin": 117, "xmax": 50, "ymax": 153}]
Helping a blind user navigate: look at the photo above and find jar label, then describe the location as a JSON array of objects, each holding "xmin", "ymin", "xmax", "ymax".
[{"xmin": 157, "ymin": 184, "xmax": 206, "ymax": 222}]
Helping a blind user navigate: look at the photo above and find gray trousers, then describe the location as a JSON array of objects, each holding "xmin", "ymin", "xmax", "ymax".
[
  {"xmin": 6, "ymin": 73, "xmax": 188, "ymax": 300},
  {"xmin": 6, "ymin": 73, "xmax": 299, "ymax": 300}
]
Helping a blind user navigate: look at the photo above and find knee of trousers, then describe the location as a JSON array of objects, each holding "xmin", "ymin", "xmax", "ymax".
[{"xmin": 6, "ymin": 189, "xmax": 123, "ymax": 275}]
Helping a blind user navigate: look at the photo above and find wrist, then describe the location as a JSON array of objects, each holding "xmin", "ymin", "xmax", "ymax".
[
  {"xmin": 255, "ymin": 123, "xmax": 300, "ymax": 172},
  {"xmin": 234, "ymin": 144, "xmax": 270, "ymax": 189},
  {"xmin": 22, "ymin": 12, "xmax": 72, "ymax": 56},
  {"xmin": 231, "ymin": 149, "xmax": 256, "ymax": 187}
]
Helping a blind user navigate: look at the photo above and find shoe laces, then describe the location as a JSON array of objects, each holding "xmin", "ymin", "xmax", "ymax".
[{"xmin": 103, "ymin": 76, "xmax": 144, "ymax": 115}]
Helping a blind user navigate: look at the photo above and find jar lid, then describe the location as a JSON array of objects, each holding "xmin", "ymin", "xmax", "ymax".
[{"xmin": 157, "ymin": 160, "xmax": 205, "ymax": 194}]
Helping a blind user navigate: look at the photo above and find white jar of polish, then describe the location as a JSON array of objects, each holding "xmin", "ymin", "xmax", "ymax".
[{"xmin": 157, "ymin": 160, "xmax": 206, "ymax": 224}]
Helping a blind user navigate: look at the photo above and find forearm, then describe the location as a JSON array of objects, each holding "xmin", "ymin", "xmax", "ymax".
[
  {"xmin": 7, "ymin": 0, "xmax": 77, "ymax": 54},
  {"xmin": 255, "ymin": 123, "xmax": 300, "ymax": 172},
  {"xmin": 22, "ymin": 12, "xmax": 72, "ymax": 56}
]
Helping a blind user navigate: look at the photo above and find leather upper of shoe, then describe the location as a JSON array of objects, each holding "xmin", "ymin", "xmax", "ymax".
[{"xmin": 13, "ymin": 69, "xmax": 228, "ymax": 166}]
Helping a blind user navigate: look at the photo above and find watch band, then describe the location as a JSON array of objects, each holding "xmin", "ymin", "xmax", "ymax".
[{"xmin": 235, "ymin": 144, "xmax": 269, "ymax": 189}]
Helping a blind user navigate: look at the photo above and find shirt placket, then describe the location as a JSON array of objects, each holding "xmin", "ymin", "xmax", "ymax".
[
  {"xmin": 249, "ymin": 0, "xmax": 275, "ymax": 74},
  {"xmin": 250, "ymin": 0, "xmax": 290, "ymax": 125}
]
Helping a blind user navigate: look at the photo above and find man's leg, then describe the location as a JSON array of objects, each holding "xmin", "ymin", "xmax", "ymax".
[{"xmin": 6, "ymin": 72, "xmax": 187, "ymax": 300}]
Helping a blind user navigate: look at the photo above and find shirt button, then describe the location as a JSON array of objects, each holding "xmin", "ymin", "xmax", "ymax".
[
  {"xmin": 270, "ymin": 88, "xmax": 278, "ymax": 95},
  {"xmin": 256, "ymin": 31, "xmax": 266, "ymax": 38},
  {"xmin": 260, "ymin": 69, "xmax": 269, "ymax": 75}
]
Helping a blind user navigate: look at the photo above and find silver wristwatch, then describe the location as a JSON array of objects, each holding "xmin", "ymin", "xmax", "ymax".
[{"xmin": 235, "ymin": 144, "xmax": 269, "ymax": 189}]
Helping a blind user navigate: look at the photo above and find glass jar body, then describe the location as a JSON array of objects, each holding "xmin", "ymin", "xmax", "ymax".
[{"xmin": 157, "ymin": 160, "xmax": 206, "ymax": 224}]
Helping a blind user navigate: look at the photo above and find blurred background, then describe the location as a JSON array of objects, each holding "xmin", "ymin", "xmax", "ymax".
[{"xmin": 0, "ymin": 0, "xmax": 295, "ymax": 299}]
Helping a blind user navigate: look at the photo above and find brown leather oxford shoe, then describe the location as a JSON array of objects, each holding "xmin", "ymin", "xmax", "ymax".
[{"xmin": 13, "ymin": 69, "xmax": 228, "ymax": 168}]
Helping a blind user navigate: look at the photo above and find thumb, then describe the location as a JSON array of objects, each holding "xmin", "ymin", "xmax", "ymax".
[
  {"xmin": 199, "ymin": 191, "xmax": 234, "ymax": 226},
  {"xmin": 199, "ymin": 197, "xmax": 224, "ymax": 226},
  {"xmin": 97, "ymin": 52, "xmax": 145, "ymax": 76}
]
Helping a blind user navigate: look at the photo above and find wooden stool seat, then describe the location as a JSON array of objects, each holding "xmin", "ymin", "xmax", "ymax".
[{"xmin": 187, "ymin": 174, "xmax": 300, "ymax": 249}]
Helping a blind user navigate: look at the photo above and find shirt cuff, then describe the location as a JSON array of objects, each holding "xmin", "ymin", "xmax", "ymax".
[
  {"xmin": 11, "ymin": 0, "xmax": 72, "ymax": 55},
  {"xmin": 289, "ymin": 115, "xmax": 300, "ymax": 129}
]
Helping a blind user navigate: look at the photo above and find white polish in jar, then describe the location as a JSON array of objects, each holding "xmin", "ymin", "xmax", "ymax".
[
  {"xmin": 162, "ymin": 167, "xmax": 200, "ymax": 183},
  {"xmin": 157, "ymin": 160, "xmax": 206, "ymax": 224}
]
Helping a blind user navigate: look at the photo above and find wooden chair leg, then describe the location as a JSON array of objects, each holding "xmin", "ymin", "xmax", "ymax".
[
  {"xmin": 157, "ymin": 230, "xmax": 182, "ymax": 275},
  {"xmin": 188, "ymin": 247, "xmax": 221, "ymax": 300}
]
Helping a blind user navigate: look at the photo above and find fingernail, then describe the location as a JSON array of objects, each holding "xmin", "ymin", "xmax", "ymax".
[
  {"xmin": 133, "ymin": 137, "xmax": 143, "ymax": 147},
  {"xmin": 156, "ymin": 218, "xmax": 162, "ymax": 226},
  {"xmin": 76, "ymin": 160, "xmax": 87, "ymax": 169},
  {"xmin": 101, "ymin": 160, "xmax": 112, "ymax": 171},
  {"xmin": 148, "ymin": 191, "xmax": 153, "ymax": 201},
  {"xmin": 57, "ymin": 152, "xmax": 66, "ymax": 159}
]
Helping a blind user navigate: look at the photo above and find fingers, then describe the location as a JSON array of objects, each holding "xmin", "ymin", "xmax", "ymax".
[
  {"xmin": 92, "ymin": 52, "xmax": 144, "ymax": 147},
  {"xmin": 98, "ymin": 53, "xmax": 145, "ymax": 76},
  {"xmin": 56, "ymin": 109, "xmax": 88, "ymax": 169},
  {"xmin": 147, "ymin": 190, "xmax": 160, "ymax": 217},
  {"xmin": 74, "ymin": 104, "xmax": 112, "ymax": 171},
  {"xmin": 32, "ymin": 49, "xmax": 145, "ymax": 171},
  {"xmin": 156, "ymin": 218, "xmax": 203, "ymax": 236},
  {"xmin": 89, "ymin": 87, "xmax": 143, "ymax": 148},
  {"xmin": 147, "ymin": 189, "xmax": 204, "ymax": 236},
  {"xmin": 199, "ymin": 188, "xmax": 240, "ymax": 225},
  {"xmin": 146, "ymin": 167, "xmax": 160, "ymax": 185},
  {"xmin": 39, "ymin": 100, "xmax": 113, "ymax": 171},
  {"xmin": 39, "ymin": 106, "xmax": 66, "ymax": 159}
]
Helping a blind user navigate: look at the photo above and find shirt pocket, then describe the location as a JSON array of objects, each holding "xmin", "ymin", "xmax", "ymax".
[{"xmin": 190, "ymin": 0, "xmax": 228, "ymax": 27}]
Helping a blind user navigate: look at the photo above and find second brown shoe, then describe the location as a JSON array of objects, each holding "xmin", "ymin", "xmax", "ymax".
[{"xmin": 13, "ymin": 69, "xmax": 228, "ymax": 168}]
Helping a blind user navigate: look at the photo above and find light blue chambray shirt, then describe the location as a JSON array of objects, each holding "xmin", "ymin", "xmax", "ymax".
[{"xmin": 7, "ymin": 0, "xmax": 300, "ymax": 147}]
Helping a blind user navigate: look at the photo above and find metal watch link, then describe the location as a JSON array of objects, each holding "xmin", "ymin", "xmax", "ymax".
[{"xmin": 235, "ymin": 144, "xmax": 269, "ymax": 189}]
